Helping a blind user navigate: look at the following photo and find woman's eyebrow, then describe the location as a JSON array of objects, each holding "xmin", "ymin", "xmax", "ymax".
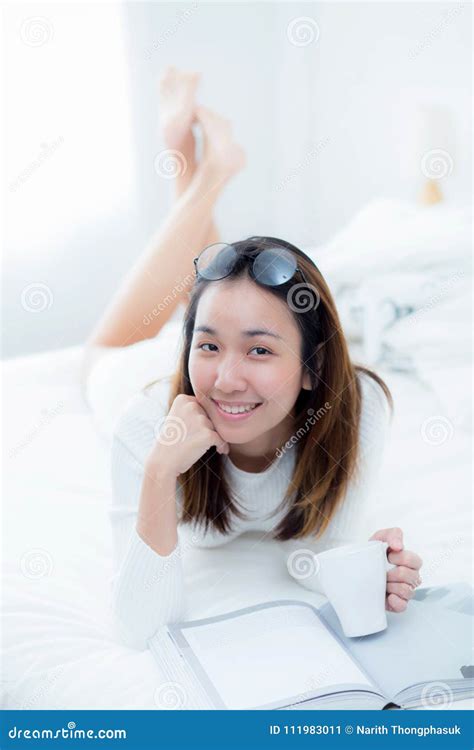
[{"xmin": 194, "ymin": 325, "xmax": 283, "ymax": 340}]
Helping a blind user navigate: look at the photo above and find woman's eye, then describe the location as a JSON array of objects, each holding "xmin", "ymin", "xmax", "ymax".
[{"xmin": 198, "ymin": 343, "xmax": 271, "ymax": 356}]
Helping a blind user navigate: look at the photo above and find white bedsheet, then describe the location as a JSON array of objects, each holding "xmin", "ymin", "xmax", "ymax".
[{"xmin": 1, "ymin": 346, "xmax": 472, "ymax": 710}]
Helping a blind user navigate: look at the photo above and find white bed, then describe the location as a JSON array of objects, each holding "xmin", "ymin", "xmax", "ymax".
[{"xmin": 2, "ymin": 199, "xmax": 472, "ymax": 710}]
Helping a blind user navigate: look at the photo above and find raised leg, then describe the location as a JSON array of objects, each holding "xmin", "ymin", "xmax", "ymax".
[
  {"xmin": 159, "ymin": 66, "xmax": 220, "ymax": 244},
  {"xmin": 86, "ymin": 94, "xmax": 245, "ymax": 350}
]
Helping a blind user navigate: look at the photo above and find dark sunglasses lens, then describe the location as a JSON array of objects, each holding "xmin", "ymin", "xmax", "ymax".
[
  {"xmin": 252, "ymin": 248, "xmax": 298, "ymax": 286},
  {"xmin": 196, "ymin": 243, "xmax": 237, "ymax": 280}
]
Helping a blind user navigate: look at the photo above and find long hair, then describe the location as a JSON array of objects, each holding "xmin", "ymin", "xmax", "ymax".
[{"xmin": 152, "ymin": 236, "xmax": 392, "ymax": 541}]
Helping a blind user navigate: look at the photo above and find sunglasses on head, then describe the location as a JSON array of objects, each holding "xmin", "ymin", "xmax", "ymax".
[{"xmin": 193, "ymin": 241, "xmax": 317, "ymax": 287}]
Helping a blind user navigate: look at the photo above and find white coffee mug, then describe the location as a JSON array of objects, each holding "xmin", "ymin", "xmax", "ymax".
[{"xmin": 316, "ymin": 540, "xmax": 389, "ymax": 638}]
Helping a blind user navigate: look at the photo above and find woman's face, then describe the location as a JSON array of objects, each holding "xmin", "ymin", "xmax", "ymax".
[{"xmin": 188, "ymin": 277, "xmax": 312, "ymax": 455}]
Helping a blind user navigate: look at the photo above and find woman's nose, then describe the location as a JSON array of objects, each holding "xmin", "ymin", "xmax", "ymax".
[{"xmin": 213, "ymin": 357, "xmax": 247, "ymax": 392}]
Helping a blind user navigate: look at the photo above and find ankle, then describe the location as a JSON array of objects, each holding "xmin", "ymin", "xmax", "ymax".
[
  {"xmin": 192, "ymin": 159, "xmax": 232, "ymax": 194},
  {"xmin": 164, "ymin": 130, "xmax": 197, "ymax": 197},
  {"xmin": 173, "ymin": 161, "xmax": 197, "ymax": 199},
  {"xmin": 175, "ymin": 167, "xmax": 222, "ymax": 212}
]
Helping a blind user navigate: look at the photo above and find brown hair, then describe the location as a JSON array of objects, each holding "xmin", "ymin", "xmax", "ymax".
[{"xmin": 154, "ymin": 236, "xmax": 392, "ymax": 541}]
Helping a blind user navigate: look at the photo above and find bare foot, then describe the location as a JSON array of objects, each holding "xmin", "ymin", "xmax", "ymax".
[
  {"xmin": 195, "ymin": 105, "xmax": 246, "ymax": 185},
  {"xmin": 159, "ymin": 66, "xmax": 201, "ymax": 152}
]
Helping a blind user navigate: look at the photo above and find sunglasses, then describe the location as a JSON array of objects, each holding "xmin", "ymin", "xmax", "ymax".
[{"xmin": 193, "ymin": 242, "xmax": 313, "ymax": 287}]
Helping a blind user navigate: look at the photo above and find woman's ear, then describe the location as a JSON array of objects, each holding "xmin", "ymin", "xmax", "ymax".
[
  {"xmin": 302, "ymin": 340, "xmax": 325, "ymax": 390},
  {"xmin": 302, "ymin": 369, "xmax": 313, "ymax": 390}
]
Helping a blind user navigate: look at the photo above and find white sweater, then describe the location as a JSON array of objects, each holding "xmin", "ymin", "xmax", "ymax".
[{"xmin": 110, "ymin": 372, "xmax": 390, "ymax": 649}]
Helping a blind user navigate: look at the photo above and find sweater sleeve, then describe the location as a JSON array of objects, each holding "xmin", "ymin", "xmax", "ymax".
[
  {"xmin": 109, "ymin": 380, "xmax": 188, "ymax": 650},
  {"xmin": 282, "ymin": 371, "xmax": 392, "ymax": 595}
]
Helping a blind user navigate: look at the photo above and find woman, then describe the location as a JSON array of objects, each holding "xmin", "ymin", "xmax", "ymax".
[{"xmin": 87, "ymin": 68, "xmax": 422, "ymax": 650}]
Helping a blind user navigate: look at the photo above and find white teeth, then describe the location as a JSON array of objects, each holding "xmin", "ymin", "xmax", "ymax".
[{"xmin": 217, "ymin": 402, "xmax": 258, "ymax": 414}]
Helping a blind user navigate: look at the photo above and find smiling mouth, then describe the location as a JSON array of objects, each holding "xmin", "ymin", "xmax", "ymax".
[{"xmin": 211, "ymin": 399, "xmax": 263, "ymax": 417}]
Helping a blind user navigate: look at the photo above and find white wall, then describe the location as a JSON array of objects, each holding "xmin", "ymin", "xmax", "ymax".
[
  {"xmin": 309, "ymin": 1, "xmax": 471, "ymax": 242},
  {"xmin": 3, "ymin": 1, "xmax": 471, "ymax": 357}
]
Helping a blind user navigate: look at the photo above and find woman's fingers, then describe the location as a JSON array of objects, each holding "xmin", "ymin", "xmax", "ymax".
[
  {"xmin": 205, "ymin": 428, "xmax": 229, "ymax": 455},
  {"xmin": 215, "ymin": 439, "xmax": 229, "ymax": 455},
  {"xmin": 200, "ymin": 418, "xmax": 229, "ymax": 455},
  {"xmin": 386, "ymin": 582, "xmax": 416, "ymax": 601},
  {"xmin": 387, "ymin": 565, "xmax": 421, "ymax": 587},
  {"xmin": 386, "ymin": 593, "xmax": 408, "ymax": 613},
  {"xmin": 377, "ymin": 538, "xmax": 422, "ymax": 615},
  {"xmin": 370, "ymin": 527, "xmax": 404, "ymax": 552},
  {"xmin": 387, "ymin": 549, "xmax": 423, "ymax": 569},
  {"xmin": 195, "ymin": 407, "xmax": 228, "ymax": 453}
]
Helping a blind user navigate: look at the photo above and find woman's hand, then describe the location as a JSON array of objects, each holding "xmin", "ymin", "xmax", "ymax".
[
  {"xmin": 369, "ymin": 528, "xmax": 423, "ymax": 613},
  {"xmin": 147, "ymin": 394, "xmax": 229, "ymax": 478}
]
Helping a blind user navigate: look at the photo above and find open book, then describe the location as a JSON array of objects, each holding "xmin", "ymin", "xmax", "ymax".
[{"xmin": 149, "ymin": 583, "xmax": 473, "ymax": 710}]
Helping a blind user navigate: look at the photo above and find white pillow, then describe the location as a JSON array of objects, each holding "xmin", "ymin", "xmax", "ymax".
[
  {"xmin": 381, "ymin": 276, "xmax": 472, "ymax": 430},
  {"xmin": 308, "ymin": 198, "xmax": 471, "ymax": 289},
  {"xmin": 382, "ymin": 276, "xmax": 471, "ymax": 367}
]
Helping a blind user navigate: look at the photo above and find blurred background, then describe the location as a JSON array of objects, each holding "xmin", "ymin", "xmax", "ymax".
[{"xmin": 3, "ymin": 1, "xmax": 472, "ymax": 357}]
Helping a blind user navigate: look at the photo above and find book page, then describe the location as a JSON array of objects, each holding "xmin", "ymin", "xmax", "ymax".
[
  {"xmin": 178, "ymin": 603, "xmax": 373, "ymax": 709},
  {"xmin": 319, "ymin": 594, "xmax": 473, "ymax": 700}
]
